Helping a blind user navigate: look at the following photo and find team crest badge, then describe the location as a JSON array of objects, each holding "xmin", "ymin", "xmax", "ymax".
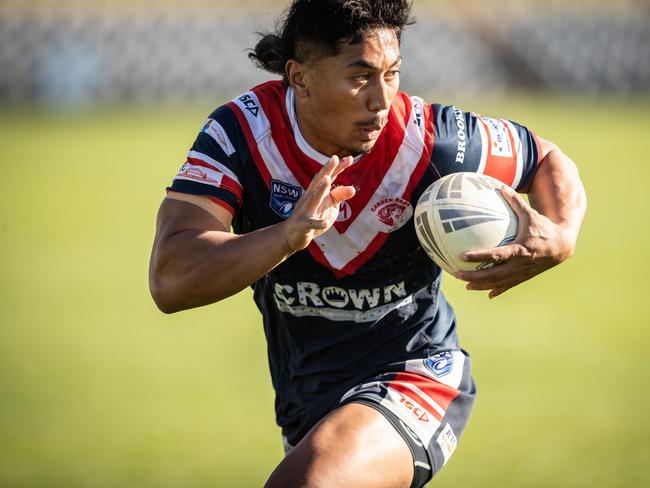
[
  {"xmin": 270, "ymin": 179, "xmax": 302, "ymax": 218},
  {"xmin": 371, "ymin": 197, "xmax": 413, "ymax": 232},
  {"xmin": 424, "ymin": 352, "xmax": 454, "ymax": 377}
]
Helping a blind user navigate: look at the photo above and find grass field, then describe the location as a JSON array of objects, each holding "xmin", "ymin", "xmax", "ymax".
[{"xmin": 1, "ymin": 95, "xmax": 649, "ymax": 487}]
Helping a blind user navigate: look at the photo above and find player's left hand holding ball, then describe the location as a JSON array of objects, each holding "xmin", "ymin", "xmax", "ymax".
[{"xmin": 455, "ymin": 186, "xmax": 575, "ymax": 299}]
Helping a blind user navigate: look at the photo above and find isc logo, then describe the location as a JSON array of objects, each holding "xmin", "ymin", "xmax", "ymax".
[
  {"xmin": 238, "ymin": 94, "xmax": 259, "ymax": 117},
  {"xmin": 400, "ymin": 396, "xmax": 429, "ymax": 422}
]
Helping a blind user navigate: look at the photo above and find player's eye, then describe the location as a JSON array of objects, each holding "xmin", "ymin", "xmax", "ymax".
[
  {"xmin": 352, "ymin": 73, "xmax": 371, "ymax": 83},
  {"xmin": 385, "ymin": 69, "xmax": 401, "ymax": 81}
]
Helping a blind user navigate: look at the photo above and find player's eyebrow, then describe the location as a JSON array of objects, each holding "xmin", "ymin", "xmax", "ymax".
[{"xmin": 347, "ymin": 56, "xmax": 402, "ymax": 71}]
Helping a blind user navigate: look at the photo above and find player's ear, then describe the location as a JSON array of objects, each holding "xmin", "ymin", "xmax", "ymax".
[{"xmin": 286, "ymin": 59, "xmax": 309, "ymax": 98}]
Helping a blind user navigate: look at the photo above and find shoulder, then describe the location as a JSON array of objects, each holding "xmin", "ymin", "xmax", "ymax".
[{"xmin": 227, "ymin": 80, "xmax": 290, "ymax": 143}]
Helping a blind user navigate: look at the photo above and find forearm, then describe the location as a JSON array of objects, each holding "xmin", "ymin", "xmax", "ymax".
[
  {"xmin": 528, "ymin": 147, "xmax": 587, "ymax": 257},
  {"xmin": 150, "ymin": 222, "xmax": 293, "ymax": 313}
]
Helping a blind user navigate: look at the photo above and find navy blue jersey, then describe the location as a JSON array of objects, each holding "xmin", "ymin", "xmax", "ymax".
[{"xmin": 167, "ymin": 80, "xmax": 541, "ymax": 444}]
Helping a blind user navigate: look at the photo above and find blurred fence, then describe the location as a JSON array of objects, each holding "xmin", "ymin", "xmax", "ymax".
[{"xmin": 1, "ymin": 1, "xmax": 649, "ymax": 106}]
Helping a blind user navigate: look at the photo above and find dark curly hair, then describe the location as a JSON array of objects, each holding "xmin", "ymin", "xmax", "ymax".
[{"xmin": 249, "ymin": 0, "xmax": 415, "ymax": 78}]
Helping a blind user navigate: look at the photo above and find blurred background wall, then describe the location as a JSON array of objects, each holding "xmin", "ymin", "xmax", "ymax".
[{"xmin": 2, "ymin": 0, "xmax": 649, "ymax": 107}]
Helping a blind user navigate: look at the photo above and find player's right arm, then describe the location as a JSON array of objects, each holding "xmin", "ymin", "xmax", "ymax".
[{"xmin": 149, "ymin": 156, "xmax": 355, "ymax": 314}]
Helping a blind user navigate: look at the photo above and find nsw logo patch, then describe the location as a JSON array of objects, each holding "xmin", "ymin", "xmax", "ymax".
[{"xmin": 270, "ymin": 179, "xmax": 302, "ymax": 219}]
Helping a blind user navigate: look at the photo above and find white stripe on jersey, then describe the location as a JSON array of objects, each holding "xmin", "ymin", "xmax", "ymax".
[
  {"xmin": 233, "ymin": 91, "xmax": 298, "ymax": 185},
  {"xmin": 232, "ymin": 91, "xmax": 270, "ymax": 143},
  {"xmin": 502, "ymin": 119, "xmax": 524, "ymax": 189},
  {"xmin": 409, "ymin": 96, "xmax": 427, "ymax": 142},
  {"xmin": 475, "ymin": 115, "xmax": 488, "ymax": 176},
  {"xmin": 202, "ymin": 119, "xmax": 236, "ymax": 156},
  {"xmin": 285, "ymin": 88, "xmax": 331, "ymax": 165},
  {"xmin": 187, "ymin": 150, "xmax": 242, "ymax": 188}
]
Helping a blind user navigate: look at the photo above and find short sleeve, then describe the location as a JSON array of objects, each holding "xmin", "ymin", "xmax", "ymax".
[
  {"xmin": 429, "ymin": 104, "xmax": 542, "ymax": 192},
  {"xmin": 167, "ymin": 105, "xmax": 244, "ymax": 216}
]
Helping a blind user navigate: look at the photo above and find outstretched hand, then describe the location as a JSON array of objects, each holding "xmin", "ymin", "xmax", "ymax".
[
  {"xmin": 282, "ymin": 155, "xmax": 356, "ymax": 252},
  {"xmin": 455, "ymin": 186, "xmax": 575, "ymax": 299}
]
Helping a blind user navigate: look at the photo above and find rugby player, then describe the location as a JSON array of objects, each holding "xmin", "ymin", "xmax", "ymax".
[{"xmin": 148, "ymin": 1, "xmax": 586, "ymax": 486}]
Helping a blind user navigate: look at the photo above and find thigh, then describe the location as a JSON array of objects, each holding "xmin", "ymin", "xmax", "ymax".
[{"xmin": 264, "ymin": 403, "xmax": 414, "ymax": 488}]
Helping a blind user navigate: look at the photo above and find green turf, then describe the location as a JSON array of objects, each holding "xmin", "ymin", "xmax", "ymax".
[{"xmin": 1, "ymin": 96, "xmax": 648, "ymax": 487}]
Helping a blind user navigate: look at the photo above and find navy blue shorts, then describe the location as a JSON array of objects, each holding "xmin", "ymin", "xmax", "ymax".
[{"xmin": 282, "ymin": 350, "xmax": 476, "ymax": 488}]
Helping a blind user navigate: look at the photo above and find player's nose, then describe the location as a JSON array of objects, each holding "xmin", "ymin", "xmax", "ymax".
[{"xmin": 368, "ymin": 78, "xmax": 393, "ymax": 113}]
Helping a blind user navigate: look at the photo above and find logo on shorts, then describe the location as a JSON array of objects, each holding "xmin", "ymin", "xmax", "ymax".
[
  {"xmin": 371, "ymin": 197, "xmax": 413, "ymax": 232},
  {"xmin": 424, "ymin": 352, "xmax": 454, "ymax": 378},
  {"xmin": 436, "ymin": 423, "xmax": 458, "ymax": 465},
  {"xmin": 270, "ymin": 179, "xmax": 302, "ymax": 218},
  {"xmin": 400, "ymin": 396, "xmax": 429, "ymax": 422}
]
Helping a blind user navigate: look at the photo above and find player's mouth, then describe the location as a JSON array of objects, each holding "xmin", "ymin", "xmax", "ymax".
[{"xmin": 358, "ymin": 123, "xmax": 384, "ymax": 141}]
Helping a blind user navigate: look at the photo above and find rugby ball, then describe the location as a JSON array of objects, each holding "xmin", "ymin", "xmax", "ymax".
[{"xmin": 414, "ymin": 173, "xmax": 518, "ymax": 274}]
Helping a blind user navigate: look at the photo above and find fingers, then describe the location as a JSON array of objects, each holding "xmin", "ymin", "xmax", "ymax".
[
  {"xmin": 330, "ymin": 185, "xmax": 356, "ymax": 205},
  {"xmin": 331, "ymin": 156, "xmax": 354, "ymax": 180},
  {"xmin": 500, "ymin": 185, "xmax": 533, "ymax": 221},
  {"xmin": 488, "ymin": 287, "xmax": 510, "ymax": 299},
  {"xmin": 306, "ymin": 156, "xmax": 338, "ymax": 192},
  {"xmin": 462, "ymin": 243, "xmax": 529, "ymax": 263},
  {"xmin": 304, "ymin": 174, "xmax": 332, "ymax": 214}
]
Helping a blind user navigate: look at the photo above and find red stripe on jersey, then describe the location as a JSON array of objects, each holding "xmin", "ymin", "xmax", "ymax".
[
  {"xmin": 186, "ymin": 156, "xmax": 220, "ymax": 173},
  {"xmin": 253, "ymin": 82, "xmax": 320, "ymax": 190},
  {"xmin": 393, "ymin": 372, "xmax": 460, "ymax": 412},
  {"xmin": 479, "ymin": 118, "xmax": 517, "ymax": 186},
  {"xmin": 228, "ymin": 101, "xmax": 272, "ymax": 188},
  {"xmin": 186, "ymin": 157, "xmax": 243, "ymax": 201},
  {"xmin": 389, "ymin": 379, "xmax": 443, "ymax": 423}
]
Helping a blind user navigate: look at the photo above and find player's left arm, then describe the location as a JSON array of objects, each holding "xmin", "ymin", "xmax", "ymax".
[{"xmin": 456, "ymin": 136, "xmax": 587, "ymax": 298}]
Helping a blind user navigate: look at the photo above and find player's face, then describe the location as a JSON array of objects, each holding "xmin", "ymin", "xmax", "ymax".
[{"xmin": 292, "ymin": 28, "xmax": 401, "ymax": 157}]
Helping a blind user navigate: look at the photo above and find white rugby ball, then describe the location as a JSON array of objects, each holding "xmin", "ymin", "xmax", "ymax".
[{"xmin": 414, "ymin": 173, "xmax": 518, "ymax": 275}]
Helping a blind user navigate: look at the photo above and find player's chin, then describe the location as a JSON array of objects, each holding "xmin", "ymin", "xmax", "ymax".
[{"xmin": 349, "ymin": 138, "xmax": 379, "ymax": 155}]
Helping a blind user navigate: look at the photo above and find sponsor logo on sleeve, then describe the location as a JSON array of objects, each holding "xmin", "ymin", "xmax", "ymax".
[
  {"xmin": 176, "ymin": 163, "xmax": 223, "ymax": 185},
  {"xmin": 238, "ymin": 93, "xmax": 260, "ymax": 117},
  {"xmin": 483, "ymin": 117, "xmax": 513, "ymax": 158},
  {"xmin": 371, "ymin": 197, "xmax": 413, "ymax": 232},
  {"xmin": 270, "ymin": 179, "xmax": 302, "ymax": 218},
  {"xmin": 452, "ymin": 106, "xmax": 467, "ymax": 164},
  {"xmin": 424, "ymin": 352, "xmax": 454, "ymax": 378},
  {"xmin": 202, "ymin": 119, "xmax": 236, "ymax": 156}
]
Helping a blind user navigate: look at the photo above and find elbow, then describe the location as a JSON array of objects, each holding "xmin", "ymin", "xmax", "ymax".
[{"xmin": 149, "ymin": 274, "xmax": 184, "ymax": 314}]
